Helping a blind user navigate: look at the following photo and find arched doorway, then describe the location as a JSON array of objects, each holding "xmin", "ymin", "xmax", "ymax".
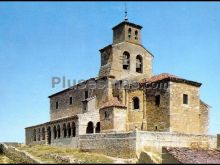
[
  {"xmin": 47, "ymin": 126, "xmax": 51, "ymax": 144},
  {"xmin": 53, "ymin": 126, "xmax": 57, "ymax": 139},
  {"xmin": 63, "ymin": 123, "xmax": 67, "ymax": 138},
  {"xmin": 72, "ymin": 122, "xmax": 76, "ymax": 137},
  {"xmin": 95, "ymin": 122, "xmax": 100, "ymax": 133},
  {"xmin": 67, "ymin": 123, "xmax": 71, "ymax": 138},
  {"xmin": 42, "ymin": 127, "xmax": 45, "ymax": 140},
  {"xmin": 86, "ymin": 121, "xmax": 94, "ymax": 134},
  {"xmin": 57, "ymin": 125, "xmax": 61, "ymax": 138}
]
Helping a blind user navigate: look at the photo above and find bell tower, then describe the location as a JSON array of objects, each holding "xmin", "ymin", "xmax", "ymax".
[
  {"xmin": 112, "ymin": 21, "xmax": 142, "ymax": 45},
  {"xmin": 98, "ymin": 8, "xmax": 153, "ymax": 80}
]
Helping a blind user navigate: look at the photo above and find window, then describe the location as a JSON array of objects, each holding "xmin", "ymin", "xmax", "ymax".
[
  {"xmin": 55, "ymin": 101, "xmax": 58, "ymax": 109},
  {"xmin": 95, "ymin": 122, "xmax": 100, "ymax": 133},
  {"xmin": 183, "ymin": 94, "xmax": 188, "ymax": 105},
  {"xmin": 69, "ymin": 97, "xmax": 73, "ymax": 105},
  {"xmin": 85, "ymin": 91, "xmax": 88, "ymax": 99},
  {"xmin": 104, "ymin": 111, "xmax": 109, "ymax": 119},
  {"xmin": 133, "ymin": 97, "xmax": 140, "ymax": 110},
  {"xmin": 86, "ymin": 121, "xmax": 94, "ymax": 134},
  {"xmin": 155, "ymin": 95, "xmax": 160, "ymax": 107},
  {"xmin": 128, "ymin": 28, "xmax": 131, "ymax": 38},
  {"xmin": 135, "ymin": 30, "xmax": 138, "ymax": 40},
  {"xmin": 136, "ymin": 55, "xmax": 143, "ymax": 73},
  {"xmin": 123, "ymin": 51, "xmax": 130, "ymax": 70},
  {"xmin": 83, "ymin": 101, "xmax": 87, "ymax": 111}
]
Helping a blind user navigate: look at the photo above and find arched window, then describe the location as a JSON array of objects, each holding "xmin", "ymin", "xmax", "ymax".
[
  {"xmin": 57, "ymin": 125, "xmax": 61, "ymax": 138},
  {"xmin": 33, "ymin": 129, "xmax": 36, "ymax": 141},
  {"xmin": 63, "ymin": 123, "xmax": 67, "ymax": 138},
  {"xmin": 53, "ymin": 126, "xmax": 57, "ymax": 139},
  {"xmin": 123, "ymin": 51, "xmax": 130, "ymax": 70},
  {"xmin": 67, "ymin": 123, "xmax": 71, "ymax": 138},
  {"xmin": 86, "ymin": 121, "xmax": 94, "ymax": 134},
  {"xmin": 135, "ymin": 30, "xmax": 138, "ymax": 40},
  {"xmin": 136, "ymin": 55, "xmax": 143, "ymax": 73},
  {"xmin": 128, "ymin": 28, "xmax": 131, "ymax": 38},
  {"xmin": 95, "ymin": 122, "xmax": 100, "ymax": 133},
  {"xmin": 133, "ymin": 97, "xmax": 140, "ymax": 110},
  {"xmin": 42, "ymin": 127, "xmax": 45, "ymax": 140},
  {"xmin": 72, "ymin": 122, "xmax": 76, "ymax": 137},
  {"xmin": 37, "ymin": 128, "xmax": 41, "ymax": 141}
]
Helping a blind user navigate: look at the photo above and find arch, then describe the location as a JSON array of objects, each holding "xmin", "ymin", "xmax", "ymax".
[
  {"xmin": 128, "ymin": 28, "xmax": 131, "ymax": 38},
  {"xmin": 86, "ymin": 121, "xmax": 94, "ymax": 134},
  {"xmin": 33, "ymin": 129, "xmax": 36, "ymax": 141},
  {"xmin": 37, "ymin": 128, "xmax": 41, "ymax": 141},
  {"xmin": 57, "ymin": 125, "xmax": 61, "ymax": 138},
  {"xmin": 136, "ymin": 55, "xmax": 143, "ymax": 73},
  {"xmin": 67, "ymin": 123, "xmax": 71, "ymax": 138},
  {"xmin": 42, "ymin": 127, "xmax": 45, "ymax": 140},
  {"xmin": 135, "ymin": 30, "xmax": 138, "ymax": 39},
  {"xmin": 53, "ymin": 125, "xmax": 57, "ymax": 139},
  {"xmin": 72, "ymin": 122, "xmax": 76, "ymax": 137},
  {"xmin": 133, "ymin": 97, "xmax": 140, "ymax": 110},
  {"xmin": 123, "ymin": 51, "xmax": 130, "ymax": 70},
  {"xmin": 47, "ymin": 126, "xmax": 51, "ymax": 144},
  {"xmin": 95, "ymin": 122, "xmax": 100, "ymax": 133},
  {"xmin": 63, "ymin": 123, "xmax": 67, "ymax": 138}
]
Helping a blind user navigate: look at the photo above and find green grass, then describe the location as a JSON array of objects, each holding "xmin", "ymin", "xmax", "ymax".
[{"xmin": 17, "ymin": 145, "xmax": 114, "ymax": 164}]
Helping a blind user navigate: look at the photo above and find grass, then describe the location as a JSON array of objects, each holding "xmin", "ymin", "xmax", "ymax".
[
  {"xmin": 17, "ymin": 145, "xmax": 114, "ymax": 164},
  {"xmin": 0, "ymin": 154, "xmax": 14, "ymax": 164}
]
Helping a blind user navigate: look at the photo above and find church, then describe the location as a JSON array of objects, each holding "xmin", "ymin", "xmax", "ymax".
[{"xmin": 25, "ymin": 15, "xmax": 213, "ymax": 160}]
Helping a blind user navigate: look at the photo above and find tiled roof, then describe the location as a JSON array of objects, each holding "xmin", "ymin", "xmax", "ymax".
[
  {"xmin": 140, "ymin": 73, "xmax": 202, "ymax": 87},
  {"xmin": 165, "ymin": 147, "xmax": 220, "ymax": 164},
  {"xmin": 100, "ymin": 97, "xmax": 127, "ymax": 110}
]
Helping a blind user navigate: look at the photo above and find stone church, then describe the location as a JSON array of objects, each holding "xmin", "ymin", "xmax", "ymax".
[{"xmin": 25, "ymin": 16, "xmax": 210, "ymax": 150}]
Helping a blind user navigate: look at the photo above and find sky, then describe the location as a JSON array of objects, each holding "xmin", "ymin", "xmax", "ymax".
[{"xmin": 0, "ymin": 2, "xmax": 220, "ymax": 143}]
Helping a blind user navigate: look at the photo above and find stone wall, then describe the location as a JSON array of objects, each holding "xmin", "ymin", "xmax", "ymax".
[
  {"xmin": 199, "ymin": 101, "xmax": 209, "ymax": 134},
  {"xmin": 0, "ymin": 143, "xmax": 42, "ymax": 164},
  {"xmin": 136, "ymin": 131, "xmax": 217, "ymax": 161},
  {"xmin": 79, "ymin": 132, "xmax": 136, "ymax": 158},
  {"xmin": 145, "ymin": 82, "xmax": 170, "ymax": 132},
  {"xmin": 50, "ymin": 78, "xmax": 109, "ymax": 121},
  {"xmin": 169, "ymin": 82, "xmax": 201, "ymax": 134}
]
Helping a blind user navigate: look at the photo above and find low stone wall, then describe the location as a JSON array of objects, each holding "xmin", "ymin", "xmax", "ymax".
[
  {"xmin": 0, "ymin": 143, "xmax": 42, "ymax": 164},
  {"xmin": 136, "ymin": 131, "xmax": 217, "ymax": 161},
  {"xmin": 51, "ymin": 137, "xmax": 79, "ymax": 148},
  {"xmin": 79, "ymin": 132, "xmax": 137, "ymax": 158}
]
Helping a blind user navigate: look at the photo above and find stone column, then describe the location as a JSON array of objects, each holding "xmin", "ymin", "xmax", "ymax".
[{"xmin": 217, "ymin": 134, "xmax": 220, "ymax": 148}]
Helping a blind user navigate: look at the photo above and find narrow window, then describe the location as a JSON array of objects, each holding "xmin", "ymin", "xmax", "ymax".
[
  {"xmin": 123, "ymin": 51, "xmax": 130, "ymax": 70},
  {"xmin": 155, "ymin": 126, "xmax": 158, "ymax": 131},
  {"xmin": 135, "ymin": 30, "xmax": 138, "ymax": 40},
  {"xmin": 69, "ymin": 97, "xmax": 73, "ymax": 105},
  {"xmin": 155, "ymin": 95, "xmax": 160, "ymax": 107},
  {"xmin": 104, "ymin": 111, "xmax": 109, "ymax": 119},
  {"xmin": 56, "ymin": 101, "xmax": 58, "ymax": 109},
  {"xmin": 83, "ymin": 101, "xmax": 87, "ymax": 112},
  {"xmin": 128, "ymin": 28, "xmax": 131, "ymax": 39},
  {"xmin": 183, "ymin": 94, "xmax": 188, "ymax": 105},
  {"xmin": 85, "ymin": 91, "xmax": 88, "ymax": 99},
  {"xmin": 133, "ymin": 97, "xmax": 140, "ymax": 110},
  {"xmin": 136, "ymin": 55, "xmax": 143, "ymax": 73}
]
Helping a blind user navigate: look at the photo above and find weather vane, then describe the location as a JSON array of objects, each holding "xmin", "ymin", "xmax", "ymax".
[{"xmin": 124, "ymin": 2, "xmax": 128, "ymax": 22}]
